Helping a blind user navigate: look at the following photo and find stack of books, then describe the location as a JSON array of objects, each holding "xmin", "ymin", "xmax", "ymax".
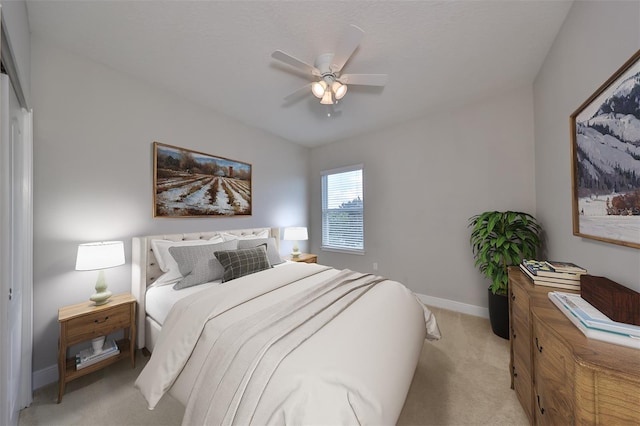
[
  {"xmin": 75, "ymin": 339, "xmax": 119, "ymax": 370},
  {"xmin": 519, "ymin": 259, "xmax": 586, "ymax": 290},
  {"xmin": 548, "ymin": 291, "xmax": 640, "ymax": 349}
]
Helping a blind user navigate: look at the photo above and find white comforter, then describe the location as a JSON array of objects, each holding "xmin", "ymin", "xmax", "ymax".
[{"xmin": 136, "ymin": 263, "xmax": 440, "ymax": 425}]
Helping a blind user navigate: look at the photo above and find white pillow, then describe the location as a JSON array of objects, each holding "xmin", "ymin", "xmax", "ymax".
[
  {"xmin": 149, "ymin": 270, "xmax": 183, "ymax": 288},
  {"xmin": 151, "ymin": 236, "xmax": 225, "ymax": 277},
  {"xmin": 220, "ymin": 230, "xmax": 269, "ymax": 241},
  {"xmin": 237, "ymin": 237, "xmax": 283, "ymax": 266}
]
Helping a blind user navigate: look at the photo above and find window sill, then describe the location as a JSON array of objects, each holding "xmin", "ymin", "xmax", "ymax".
[{"xmin": 321, "ymin": 247, "xmax": 365, "ymax": 256}]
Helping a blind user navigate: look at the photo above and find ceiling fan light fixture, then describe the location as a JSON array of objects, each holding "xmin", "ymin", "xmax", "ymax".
[
  {"xmin": 272, "ymin": 25, "xmax": 387, "ymax": 106},
  {"xmin": 311, "ymin": 81, "xmax": 327, "ymax": 98},
  {"xmin": 320, "ymin": 90, "xmax": 334, "ymax": 105},
  {"xmin": 332, "ymin": 81, "xmax": 347, "ymax": 100}
]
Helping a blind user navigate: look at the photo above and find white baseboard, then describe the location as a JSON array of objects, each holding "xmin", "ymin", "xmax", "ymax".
[
  {"xmin": 416, "ymin": 293, "xmax": 489, "ymax": 319},
  {"xmin": 33, "ymin": 364, "xmax": 58, "ymax": 390}
]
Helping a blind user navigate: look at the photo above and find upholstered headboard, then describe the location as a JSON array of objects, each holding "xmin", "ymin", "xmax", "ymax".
[{"xmin": 131, "ymin": 227, "xmax": 280, "ymax": 348}]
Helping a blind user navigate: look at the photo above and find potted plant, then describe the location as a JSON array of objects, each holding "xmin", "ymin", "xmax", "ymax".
[{"xmin": 469, "ymin": 211, "xmax": 542, "ymax": 339}]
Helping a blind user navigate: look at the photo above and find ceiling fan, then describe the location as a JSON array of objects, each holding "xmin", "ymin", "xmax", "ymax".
[{"xmin": 271, "ymin": 24, "xmax": 388, "ymax": 105}]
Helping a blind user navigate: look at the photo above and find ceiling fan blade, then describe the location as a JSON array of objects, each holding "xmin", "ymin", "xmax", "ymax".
[
  {"xmin": 339, "ymin": 73, "xmax": 388, "ymax": 86},
  {"xmin": 331, "ymin": 24, "xmax": 364, "ymax": 73},
  {"xmin": 283, "ymin": 83, "xmax": 312, "ymax": 103},
  {"xmin": 272, "ymin": 50, "xmax": 320, "ymax": 76}
]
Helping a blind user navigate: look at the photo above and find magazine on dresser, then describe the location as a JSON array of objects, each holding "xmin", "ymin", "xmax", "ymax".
[
  {"xmin": 548, "ymin": 292, "xmax": 640, "ymax": 349},
  {"xmin": 544, "ymin": 260, "xmax": 587, "ymax": 274}
]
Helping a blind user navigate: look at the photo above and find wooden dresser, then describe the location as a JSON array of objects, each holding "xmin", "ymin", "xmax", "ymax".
[{"xmin": 508, "ymin": 267, "xmax": 640, "ymax": 425}]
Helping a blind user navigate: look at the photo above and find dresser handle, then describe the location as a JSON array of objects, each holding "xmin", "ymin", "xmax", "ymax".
[
  {"xmin": 537, "ymin": 394, "xmax": 545, "ymax": 415},
  {"xmin": 510, "ymin": 293, "xmax": 516, "ymax": 301},
  {"xmin": 512, "ymin": 366, "xmax": 518, "ymax": 378},
  {"xmin": 94, "ymin": 316, "xmax": 110, "ymax": 324},
  {"xmin": 535, "ymin": 337, "xmax": 543, "ymax": 353}
]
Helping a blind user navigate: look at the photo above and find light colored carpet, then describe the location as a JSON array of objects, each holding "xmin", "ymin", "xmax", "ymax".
[
  {"xmin": 397, "ymin": 307, "xmax": 528, "ymax": 425},
  {"xmin": 19, "ymin": 307, "xmax": 528, "ymax": 425}
]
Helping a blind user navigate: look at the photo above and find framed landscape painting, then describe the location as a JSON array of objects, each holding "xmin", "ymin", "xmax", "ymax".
[
  {"xmin": 153, "ymin": 142, "xmax": 252, "ymax": 217},
  {"xmin": 570, "ymin": 49, "xmax": 640, "ymax": 249}
]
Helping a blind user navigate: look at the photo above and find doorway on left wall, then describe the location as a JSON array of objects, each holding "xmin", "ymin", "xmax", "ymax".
[{"xmin": 0, "ymin": 12, "xmax": 34, "ymax": 425}]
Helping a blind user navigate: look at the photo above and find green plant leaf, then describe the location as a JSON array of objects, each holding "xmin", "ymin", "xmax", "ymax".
[{"xmin": 468, "ymin": 210, "xmax": 542, "ymax": 294}]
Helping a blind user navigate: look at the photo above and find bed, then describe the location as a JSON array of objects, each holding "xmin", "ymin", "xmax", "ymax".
[{"xmin": 131, "ymin": 227, "xmax": 440, "ymax": 425}]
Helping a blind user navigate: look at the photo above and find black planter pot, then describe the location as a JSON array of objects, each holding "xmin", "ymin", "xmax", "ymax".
[{"xmin": 488, "ymin": 289, "xmax": 510, "ymax": 339}]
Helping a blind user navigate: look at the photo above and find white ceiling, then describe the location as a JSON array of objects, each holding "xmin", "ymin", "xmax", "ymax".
[{"xmin": 25, "ymin": 1, "xmax": 573, "ymax": 147}]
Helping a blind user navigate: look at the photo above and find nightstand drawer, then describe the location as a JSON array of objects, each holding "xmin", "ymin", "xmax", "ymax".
[{"xmin": 66, "ymin": 304, "xmax": 131, "ymax": 342}]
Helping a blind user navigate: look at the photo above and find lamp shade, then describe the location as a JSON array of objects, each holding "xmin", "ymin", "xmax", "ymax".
[
  {"xmin": 320, "ymin": 90, "xmax": 334, "ymax": 105},
  {"xmin": 283, "ymin": 227, "xmax": 308, "ymax": 241},
  {"xmin": 75, "ymin": 241, "xmax": 125, "ymax": 271},
  {"xmin": 311, "ymin": 81, "xmax": 327, "ymax": 98},
  {"xmin": 332, "ymin": 81, "xmax": 347, "ymax": 100}
]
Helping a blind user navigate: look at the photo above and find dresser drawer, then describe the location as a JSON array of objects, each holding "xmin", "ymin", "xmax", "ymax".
[
  {"xmin": 65, "ymin": 304, "xmax": 131, "ymax": 343},
  {"xmin": 533, "ymin": 315, "xmax": 574, "ymax": 383},
  {"xmin": 513, "ymin": 352, "xmax": 533, "ymax": 421},
  {"xmin": 533, "ymin": 313, "xmax": 575, "ymax": 425},
  {"xmin": 511, "ymin": 281, "xmax": 530, "ymax": 327},
  {"xmin": 512, "ymin": 316, "xmax": 529, "ymax": 362},
  {"xmin": 574, "ymin": 367, "xmax": 640, "ymax": 425}
]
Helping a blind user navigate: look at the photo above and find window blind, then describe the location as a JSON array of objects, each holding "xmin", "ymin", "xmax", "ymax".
[{"xmin": 321, "ymin": 165, "xmax": 364, "ymax": 253}]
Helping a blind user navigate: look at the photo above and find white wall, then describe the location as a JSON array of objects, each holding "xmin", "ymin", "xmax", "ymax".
[
  {"xmin": 1, "ymin": 0, "xmax": 30, "ymax": 106},
  {"xmin": 30, "ymin": 37, "xmax": 309, "ymax": 379},
  {"xmin": 310, "ymin": 86, "xmax": 536, "ymax": 310},
  {"xmin": 534, "ymin": 1, "xmax": 640, "ymax": 291}
]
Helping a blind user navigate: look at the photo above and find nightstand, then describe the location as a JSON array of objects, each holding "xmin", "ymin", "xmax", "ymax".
[
  {"xmin": 287, "ymin": 253, "xmax": 318, "ymax": 263},
  {"xmin": 57, "ymin": 293, "xmax": 136, "ymax": 403}
]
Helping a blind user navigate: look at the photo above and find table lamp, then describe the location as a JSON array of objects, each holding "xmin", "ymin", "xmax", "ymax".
[
  {"xmin": 75, "ymin": 241, "xmax": 125, "ymax": 305},
  {"xmin": 283, "ymin": 227, "xmax": 308, "ymax": 258}
]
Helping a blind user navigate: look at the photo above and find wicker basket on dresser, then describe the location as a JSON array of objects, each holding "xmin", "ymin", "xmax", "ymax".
[{"xmin": 508, "ymin": 267, "xmax": 640, "ymax": 425}]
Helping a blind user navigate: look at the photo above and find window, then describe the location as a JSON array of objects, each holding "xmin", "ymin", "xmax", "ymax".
[{"xmin": 321, "ymin": 165, "xmax": 364, "ymax": 254}]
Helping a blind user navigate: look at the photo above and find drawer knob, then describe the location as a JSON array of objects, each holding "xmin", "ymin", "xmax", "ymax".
[
  {"xmin": 535, "ymin": 337, "xmax": 543, "ymax": 353},
  {"xmin": 537, "ymin": 394, "xmax": 545, "ymax": 415},
  {"xmin": 94, "ymin": 316, "xmax": 110, "ymax": 324}
]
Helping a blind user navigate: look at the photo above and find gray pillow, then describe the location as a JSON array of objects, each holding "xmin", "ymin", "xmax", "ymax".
[
  {"xmin": 214, "ymin": 245, "xmax": 272, "ymax": 282},
  {"xmin": 237, "ymin": 237, "xmax": 283, "ymax": 265},
  {"xmin": 169, "ymin": 240, "xmax": 238, "ymax": 289}
]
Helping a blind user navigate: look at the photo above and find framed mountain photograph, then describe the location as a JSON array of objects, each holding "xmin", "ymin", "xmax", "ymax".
[
  {"xmin": 570, "ymin": 49, "xmax": 640, "ymax": 249},
  {"xmin": 153, "ymin": 142, "xmax": 252, "ymax": 217}
]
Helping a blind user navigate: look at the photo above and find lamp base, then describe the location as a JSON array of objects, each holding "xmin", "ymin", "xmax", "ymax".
[
  {"xmin": 90, "ymin": 269, "xmax": 112, "ymax": 305},
  {"xmin": 90, "ymin": 290, "xmax": 112, "ymax": 306},
  {"xmin": 291, "ymin": 240, "xmax": 301, "ymax": 258}
]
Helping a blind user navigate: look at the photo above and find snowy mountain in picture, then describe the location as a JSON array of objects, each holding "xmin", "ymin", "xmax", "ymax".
[{"xmin": 575, "ymin": 70, "xmax": 640, "ymax": 199}]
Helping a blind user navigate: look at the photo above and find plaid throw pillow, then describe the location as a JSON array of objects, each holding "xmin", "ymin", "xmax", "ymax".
[{"xmin": 214, "ymin": 245, "xmax": 272, "ymax": 282}]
